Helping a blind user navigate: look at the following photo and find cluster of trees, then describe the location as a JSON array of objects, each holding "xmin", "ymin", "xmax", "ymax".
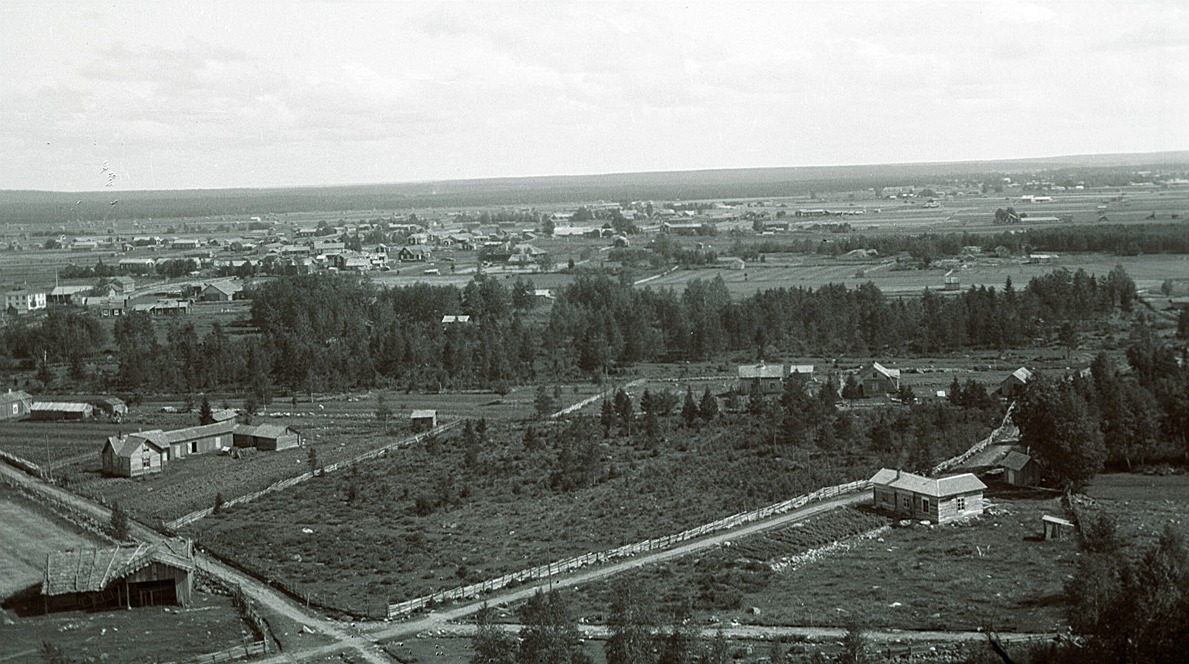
[
  {"xmin": 1, "ymin": 309, "xmax": 105, "ymax": 383},
  {"xmin": 1013, "ymin": 336, "xmax": 1189, "ymax": 490},
  {"xmin": 547, "ymin": 268, "xmax": 1135, "ymax": 370},
  {"xmin": 726, "ymin": 223, "xmax": 1189, "ymax": 260}
]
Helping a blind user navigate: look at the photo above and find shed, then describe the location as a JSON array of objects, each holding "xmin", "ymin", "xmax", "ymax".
[
  {"xmin": 1042, "ymin": 514, "xmax": 1074, "ymax": 540},
  {"xmin": 90, "ymin": 397, "xmax": 128, "ymax": 418},
  {"xmin": 200, "ymin": 280, "xmax": 242, "ymax": 302},
  {"xmin": 0, "ymin": 390, "xmax": 33, "ymax": 420},
  {"xmin": 410, "ymin": 409, "xmax": 438, "ymax": 432},
  {"xmin": 870, "ymin": 468, "xmax": 986, "ymax": 524},
  {"xmin": 1002, "ymin": 450, "xmax": 1041, "ymax": 486},
  {"xmin": 30, "ymin": 402, "xmax": 93, "ymax": 421},
  {"xmin": 996, "ymin": 367, "xmax": 1033, "ymax": 399},
  {"xmin": 42, "ymin": 539, "xmax": 194, "ymax": 612},
  {"xmin": 738, "ymin": 364, "xmax": 785, "ymax": 394},
  {"xmin": 102, "ymin": 433, "xmax": 167, "ymax": 478},
  {"xmin": 233, "ymin": 423, "xmax": 300, "ymax": 451}
]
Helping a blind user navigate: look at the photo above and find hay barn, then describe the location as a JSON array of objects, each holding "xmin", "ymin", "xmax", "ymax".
[
  {"xmin": 29, "ymin": 401, "xmax": 93, "ymax": 421},
  {"xmin": 233, "ymin": 423, "xmax": 300, "ymax": 451},
  {"xmin": 41, "ymin": 539, "xmax": 194, "ymax": 612}
]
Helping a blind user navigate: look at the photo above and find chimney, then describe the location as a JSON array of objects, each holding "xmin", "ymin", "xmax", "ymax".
[{"xmin": 896, "ymin": 468, "xmax": 901, "ymax": 480}]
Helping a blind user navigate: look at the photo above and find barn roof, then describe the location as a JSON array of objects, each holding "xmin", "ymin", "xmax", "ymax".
[
  {"xmin": 235, "ymin": 423, "xmax": 294, "ymax": 439},
  {"xmin": 870, "ymin": 362, "xmax": 901, "ymax": 380},
  {"xmin": 1006, "ymin": 367, "xmax": 1033, "ymax": 384},
  {"xmin": 147, "ymin": 420, "xmax": 237, "ymax": 446},
  {"xmin": 1001, "ymin": 450, "xmax": 1034, "ymax": 471},
  {"xmin": 42, "ymin": 539, "xmax": 193, "ymax": 597},
  {"xmin": 738, "ymin": 364, "xmax": 785, "ymax": 379},
  {"xmin": 203, "ymin": 280, "xmax": 241, "ymax": 296},
  {"xmin": 870, "ymin": 468, "xmax": 986, "ymax": 498},
  {"xmin": 410, "ymin": 409, "xmax": 437, "ymax": 419},
  {"xmin": 31, "ymin": 402, "xmax": 92, "ymax": 413}
]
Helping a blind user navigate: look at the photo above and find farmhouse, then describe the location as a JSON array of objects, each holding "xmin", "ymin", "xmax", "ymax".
[
  {"xmin": 738, "ymin": 364, "xmax": 786, "ymax": 394},
  {"xmin": 42, "ymin": 539, "xmax": 194, "ymax": 612},
  {"xmin": 410, "ymin": 409, "xmax": 438, "ymax": 432},
  {"xmin": 233, "ymin": 423, "xmax": 300, "ymax": 451},
  {"xmin": 4, "ymin": 288, "xmax": 47, "ymax": 314},
  {"xmin": 996, "ymin": 366, "xmax": 1033, "ymax": 399},
  {"xmin": 1002, "ymin": 450, "xmax": 1041, "ymax": 486},
  {"xmin": 200, "ymin": 280, "xmax": 242, "ymax": 302},
  {"xmin": 397, "ymin": 246, "xmax": 429, "ymax": 262},
  {"xmin": 102, "ymin": 433, "xmax": 167, "ymax": 478},
  {"xmin": 30, "ymin": 402, "xmax": 93, "ymax": 421},
  {"xmin": 861, "ymin": 362, "xmax": 901, "ymax": 396},
  {"xmin": 870, "ymin": 468, "xmax": 986, "ymax": 524},
  {"xmin": 0, "ymin": 390, "xmax": 32, "ymax": 420}
]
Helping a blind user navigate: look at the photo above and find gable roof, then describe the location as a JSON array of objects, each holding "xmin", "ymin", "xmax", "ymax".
[
  {"xmin": 0, "ymin": 390, "xmax": 32, "ymax": 405},
  {"xmin": 410, "ymin": 409, "xmax": 437, "ymax": 419},
  {"xmin": 107, "ymin": 432, "xmax": 168, "ymax": 457},
  {"xmin": 203, "ymin": 280, "xmax": 241, "ymax": 296},
  {"xmin": 1006, "ymin": 366, "xmax": 1033, "ymax": 384},
  {"xmin": 738, "ymin": 364, "xmax": 785, "ymax": 379},
  {"xmin": 1001, "ymin": 450, "xmax": 1034, "ymax": 471},
  {"xmin": 43, "ymin": 539, "xmax": 194, "ymax": 597},
  {"xmin": 31, "ymin": 402, "xmax": 91, "ymax": 413},
  {"xmin": 870, "ymin": 362, "xmax": 901, "ymax": 380},
  {"xmin": 870, "ymin": 468, "xmax": 986, "ymax": 498},
  {"xmin": 145, "ymin": 420, "xmax": 237, "ymax": 447},
  {"xmin": 235, "ymin": 423, "xmax": 295, "ymax": 439}
]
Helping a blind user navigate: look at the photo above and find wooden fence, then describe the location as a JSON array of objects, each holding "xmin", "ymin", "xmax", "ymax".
[
  {"xmin": 387, "ymin": 478, "xmax": 871, "ymax": 618},
  {"xmin": 165, "ymin": 420, "xmax": 460, "ymax": 531},
  {"xmin": 0, "ymin": 448, "xmax": 46, "ymax": 478},
  {"xmin": 0, "ymin": 470, "xmax": 121, "ymax": 543},
  {"xmin": 930, "ymin": 402, "xmax": 1017, "ymax": 476},
  {"xmin": 165, "ymin": 641, "xmax": 267, "ymax": 664},
  {"xmin": 549, "ymin": 379, "xmax": 646, "ymax": 419}
]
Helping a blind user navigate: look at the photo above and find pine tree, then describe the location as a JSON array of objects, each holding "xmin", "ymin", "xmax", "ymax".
[
  {"xmin": 198, "ymin": 394, "xmax": 215, "ymax": 425},
  {"xmin": 698, "ymin": 388, "xmax": 718, "ymax": 422},
  {"xmin": 605, "ymin": 580, "xmax": 658, "ymax": 664},
  {"xmin": 681, "ymin": 388, "xmax": 700, "ymax": 427},
  {"xmin": 109, "ymin": 502, "xmax": 130, "ymax": 541}
]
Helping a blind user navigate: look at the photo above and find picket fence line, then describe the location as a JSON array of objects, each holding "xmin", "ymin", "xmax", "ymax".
[
  {"xmin": 930, "ymin": 402, "xmax": 1017, "ymax": 476},
  {"xmin": 549, "ymin": 379, "xmax": 647, "ymax": 419},
  {"xmin": 387, "ymin": 478, "xmax": 871, "ymax": 618},
  {"xmin": 165, "ymin": 421, "xmax": 460, "ymax": 531}
]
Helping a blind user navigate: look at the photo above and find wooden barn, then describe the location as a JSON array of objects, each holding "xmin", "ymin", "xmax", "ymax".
[
  {"xmin": 0, "ymin": 389, "xmax": 32, "ymax": 420},
  {"xmin": 233, "ymin": 423, "xmax": 300, "ymax": 451},
  {"xmin": 1002, "ymin": 450, "xmax": 1041, "ymax": 486},
  {"xmin": 996, "ymin": 367, "xmax": 1033, "ymax": 399},
  {"xmin": 156, "ymin": 420, "xmax": 236, "ymax": 460},
  {"xmin": 41, "ymin": 539, "xmax": 194, "ymax": 612},
  {"xmin": 410, "ymin": 409, "xmax": 438, "ymax": 432},
  {"xmin": 29, "ymin": 401, "xmax": 93, "ymax": 421},
  {"xmin": 101, "ymin": 433, "xmax": 167, "ymax": 478},
  {"xmin": 90, "ymin": 397, "xmax": 128, "ymax": 419},
  {"xmin": 737, "ymin": 363, "xmax": 786, "ymax": 394},
  {"xmin": 861, "ymin": 363, "xmax": 901, "ymax": 396},
  {"xmin": 870, "ymin": 468, "xmax": 986, "ymax": 524}
]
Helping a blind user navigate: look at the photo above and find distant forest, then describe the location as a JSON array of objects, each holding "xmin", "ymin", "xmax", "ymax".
[
  {"xmin": 1, "ymin": 267, "xmax": 1144, "ymax": 400},
  {"xmin": 1, "ymin": 152, "xmax": 1185, "ymax": 224}
]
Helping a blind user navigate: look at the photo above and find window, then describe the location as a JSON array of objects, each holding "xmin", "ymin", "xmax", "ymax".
[
  {"xmin": 902, "ymin": 495, "xmax": 911, "ymax": 509},
  {"xmin": 956, "ymin": 496, "xmax": 967, "ymax": 511},
  {"xmin": 921, "ymin": 498, "xmax": 930, "ymax": 513},
  {"xmin": 189, "ymin": 441, "xmax": 198, "ymax": 454}
]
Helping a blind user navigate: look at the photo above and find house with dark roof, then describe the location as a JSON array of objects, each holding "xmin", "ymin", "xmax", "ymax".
[
  {"xmin": 102, "ymin": 433, "xmax": 168, "ymax": 478},
  {"xmin": 0, "ymin": 390, "xmax": 32, "ymax": 420},
  {"xmin": 1002, "ymin": 450, "xmax": 1040, "ymax": 486},
  {"xmin": 870, "ymin": 468, "xmax": 986, "ymax": 524},
  {"xmin": 42, "ymin": 539, "xmax": 194, "ymax": 612},
  {"xmin": 737, "ymin": 364, "xmax": 786, "ymax": 394}
]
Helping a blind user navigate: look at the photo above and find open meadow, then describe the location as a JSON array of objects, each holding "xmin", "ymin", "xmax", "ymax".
[{"xmin": 0, "ymin": 483, "xmax": 105, "ymax": 599}]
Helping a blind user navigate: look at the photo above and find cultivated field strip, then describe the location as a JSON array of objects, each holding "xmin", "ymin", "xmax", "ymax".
[
  {"xmin": 387, "ymin": 479, "xmax": 871, "ymax": 617},
  {"xmin": 164, "ymin": 421, "xmax": 460, "ymax": 530}
]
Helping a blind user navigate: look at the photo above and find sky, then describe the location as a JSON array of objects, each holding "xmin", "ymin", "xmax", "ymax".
[{"xmin": 1, "ymin": 0, "xmax": 1186, "ymax": 192}]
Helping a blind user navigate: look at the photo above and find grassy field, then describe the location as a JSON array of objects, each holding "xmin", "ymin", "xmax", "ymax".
[
  {"xmin": 553, "ymin": 494, "xmax": 1075, "ymax": 633},
  {"xmin": 0, "ymin": 420, "xmax": 130, "ymax": 470},
  {"xmin": 1083, "ymin": 472, "xmax": 1189, "ymax": 554},
  {"xmin": 0, "ymin": 590, "xmax": 253, "ymax": 664},
  {"xmin": 0, "ymin": 484, "xmax": 106, "ymax": 599}
]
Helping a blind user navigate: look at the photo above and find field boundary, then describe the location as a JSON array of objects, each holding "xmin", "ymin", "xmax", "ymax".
[
  {"xmin": 0, "ymin": 470, "xmax": 121, "ymax": 544},
  {"xmin": 549, "ymin": 379, "xmax": 646, "ymax": 419},
  {"xmin": 0, "ymin": 447, "xmax": 47, "ymax": 478},
  {"xmin": 164, "ymin": 641, "xmax": 267, "ymax": 664},
  {"xmin": 387, "ymin": 478, "xmax": 870, "ymax": 617},
  {"xmin": 165, "ymin": 421, "xmax": 460, "ymax": 531},
  {"xmin": 931, "ymin": 403, "xmax": 1017, "ymax": 476}
]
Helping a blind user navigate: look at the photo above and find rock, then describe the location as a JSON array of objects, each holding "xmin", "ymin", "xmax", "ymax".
[{"xmin": 748, "ymin": 606, "xmax": 762, "ymax": 615}]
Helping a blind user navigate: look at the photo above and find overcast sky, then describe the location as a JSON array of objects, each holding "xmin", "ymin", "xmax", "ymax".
[{"xmin": 1, "ymin": 0, "xmax": 1185, "ymax": 192}]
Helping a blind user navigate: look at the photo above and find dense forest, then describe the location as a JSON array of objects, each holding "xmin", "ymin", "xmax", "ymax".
[{"xmin": 0, "ymin": 266, "xmax": 1146, "ymax": 400}]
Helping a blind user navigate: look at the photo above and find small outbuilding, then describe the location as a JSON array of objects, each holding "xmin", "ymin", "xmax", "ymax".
[
  {"xmin": 410, "ymin": 409, "xmax": 438, "ymax": 432},
  {"xmin": 0, "ymin": 390, "xmax": 33, "ymax": 420},
  {"xmin": 861, "ymin": 362, "xmax": 901, "ymax": 396},
  {"xmin": 42, "ymin": 539, "xmax": 195, "ymax": 612},
  {"xmin": 1042, "ymin": 514, "xmax": 1074, "ymax": 540},
  {"xmin": 90, "ymin": 397, "xmax": 129, "ymax": 419},
  {"xmin": 1002, "ymin": 450, "xmax": 1041, "ymax": 486},
  {"xmin": 870, "ymin": 468, "xmax": 986, "ymax": 524},
  {"xmin": 738, "ymin": 364, "xmax": 786, "ymax": 394},
  {"xmin": 233, "ymin": 423, "xmax": 300, "ymax": 451}
]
